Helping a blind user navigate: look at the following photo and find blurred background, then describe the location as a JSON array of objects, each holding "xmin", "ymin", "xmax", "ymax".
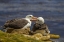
[{"xmin": 0, "ymin": 0, "xmax": 64, "ymax": 42}]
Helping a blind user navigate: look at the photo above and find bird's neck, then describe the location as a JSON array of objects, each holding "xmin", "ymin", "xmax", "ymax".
[{"xmin": 25, "ymin": 18, "xmax": 31, "ymax": 24}]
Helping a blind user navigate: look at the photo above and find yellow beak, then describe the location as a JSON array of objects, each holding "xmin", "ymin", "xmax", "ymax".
[{"xmin": 30, "ymin": 16, "xmax": 37, "ymax": 21}]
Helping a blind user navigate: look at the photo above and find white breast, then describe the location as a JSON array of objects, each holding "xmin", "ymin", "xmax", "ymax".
[{"xmin": 22, "ymin": 18, "xmax": 31, "ymax": 29}]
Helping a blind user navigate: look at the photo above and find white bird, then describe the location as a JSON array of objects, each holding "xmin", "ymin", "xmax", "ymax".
[
  {"xmin": 31, "ymin": 17, "xmax": 50, "ymax": 35},
  {"xmin": 3, "ymin": 15, "xmax": 37, "ymax": 29}
]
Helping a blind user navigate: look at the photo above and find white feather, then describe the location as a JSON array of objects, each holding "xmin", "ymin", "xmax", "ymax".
[{"xmin": 22, "ymin": 18, "xmax": 31, "ymax": 29}]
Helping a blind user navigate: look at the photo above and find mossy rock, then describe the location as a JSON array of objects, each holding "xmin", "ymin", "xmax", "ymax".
[
  {"xmin": 0, "ymin": 30, "xmax": 43, "ymax": 42},
  {"xmin": 31, "ymin": 33, "xmax": 50, "ymax": 40},
  {"xmin": 0, "ymin": 30, "xmax": 60, "ymax": 42},
  {"xmin": 50, "ymin": 34, "xmax": 60, "ymax": 39}
]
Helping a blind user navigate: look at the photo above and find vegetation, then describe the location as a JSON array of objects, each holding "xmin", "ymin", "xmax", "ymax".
[
  {"xmin": 0, "ymin": 30, "xmax": 43, "ymax": 42},
  {"xmin": 0, "ymin": 30, "xmax": 60, "ymax": 42}
]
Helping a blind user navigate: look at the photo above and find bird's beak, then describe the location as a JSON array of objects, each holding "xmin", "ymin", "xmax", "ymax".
[{"xmin": 30, "ymin": 16, "xmax": 37, "ymax": 21}]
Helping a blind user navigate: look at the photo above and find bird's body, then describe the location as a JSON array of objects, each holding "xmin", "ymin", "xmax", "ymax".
[
  {"xmin": 3, "ymin": 15, "xmax": 37, "ymax": 33},
  {"xmin": 31, "ymin": 23, "xmax": 50, "ymax": 35},
  {"xmin": 32, "ymin": 23, "xmax": 48, "ymax": 32},
  {"xmin": 30, "ymin": 17, "xmax": 50, "ymax": 35},
  {"xmin": 4, "ymin": 18, "xmax": 29, "ymax": 29}
]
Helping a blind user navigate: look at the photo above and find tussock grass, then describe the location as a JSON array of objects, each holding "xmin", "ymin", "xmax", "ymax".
[{"xmin": 0, "ymin": 30, "xmax": 43, "ymax": 42}]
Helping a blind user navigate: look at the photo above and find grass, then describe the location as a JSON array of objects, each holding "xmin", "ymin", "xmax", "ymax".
[{"xmin": 0, "ymin": 30, "xmax": 43, "ymax": 42}]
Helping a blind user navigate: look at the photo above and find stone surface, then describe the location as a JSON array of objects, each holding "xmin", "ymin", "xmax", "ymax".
[{"xmin": 50, "ymin": 34, "xmax": 60, "ymax": 39}]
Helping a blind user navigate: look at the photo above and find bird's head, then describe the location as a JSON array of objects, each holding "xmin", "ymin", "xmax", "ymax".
[
  {"xmin": 36, "ymin": 17, "xmax": 44, "ymax": 24},
  {"xmin": 26, "ymin": 15, "xmax": 37, "ymax": 21}
]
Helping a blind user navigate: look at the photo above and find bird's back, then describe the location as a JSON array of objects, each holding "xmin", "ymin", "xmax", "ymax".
[
  {"xmin": 32, "ymin": 23, "xmax": 47, "ymax": 31},
  {"xmin": 3, "ymin": 18, "xmax": 28, "ymax": 29}
]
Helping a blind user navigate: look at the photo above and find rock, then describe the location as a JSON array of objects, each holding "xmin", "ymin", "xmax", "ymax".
[
  {"xmin": 24, "ymin": 33, "xmax": 60, "ymax": 41},
  {"xmin": 31, "ymin": 33, "xmax": 50, "ymax": 40},
  {"xmin": 24, "ymin": 33, "xmax": 50, "ymax": 41},
  {"xmin": 50, "ymin": 34, "xmax": 60, "ymax": 39}
]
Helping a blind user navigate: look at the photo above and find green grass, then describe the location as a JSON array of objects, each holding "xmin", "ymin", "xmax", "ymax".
[{"xmin": 0, "ymin": 30, "xmax": 43, "ymax": 42}]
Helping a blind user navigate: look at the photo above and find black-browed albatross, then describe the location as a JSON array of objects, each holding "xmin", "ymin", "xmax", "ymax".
[
  {"xmin": 3, "ymin": 15, "xmax": 37, "ymax": 29},
  {"xmin": 30, "ymin": 17, "xmax": 50, "ymax": 35}
]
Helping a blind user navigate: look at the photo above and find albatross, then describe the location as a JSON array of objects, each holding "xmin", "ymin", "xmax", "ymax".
[
  {"xmin": 3, "ymin": 15, "xmax": 37, "ymax": 29},
  {"xmin": 30, "ymin": 17, "xmax": 50, "ymax": 35}
]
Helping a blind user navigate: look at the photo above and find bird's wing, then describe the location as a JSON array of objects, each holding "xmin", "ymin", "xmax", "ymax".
[
  {"xmin": 3, "ymin": 19, "xmax": 17, "ymax": 29},
  {"xmin": 4, "ymin": 19, "xmax": 28, "ymax": 29},
  {"xmin": 32, "ymin": 23, "xmax": 40, "ymax": 31}
]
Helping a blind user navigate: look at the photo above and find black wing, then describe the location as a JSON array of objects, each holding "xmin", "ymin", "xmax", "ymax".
[
  {"xmin": 32, "ymin": 23, "xmax": 40, "ymax": 32},
  {"xmin": 3, "ymin": 19, "xmax": 28, "ymax": 29}
]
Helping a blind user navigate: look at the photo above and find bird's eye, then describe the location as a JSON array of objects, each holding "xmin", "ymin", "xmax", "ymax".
[{"xmin": 29, "ymin": 16, "xmax": 31, "ymax": 17}]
